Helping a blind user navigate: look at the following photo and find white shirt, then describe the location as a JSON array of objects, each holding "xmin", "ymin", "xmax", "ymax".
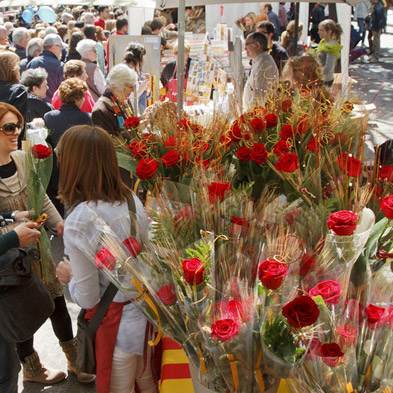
[
  {"xmin": 64, "ymin": 197, "xmax": 150, "ymax": 354},
  {"xmin": 243, "ymin": 52, "xmax": 279, "ymax": 111}
]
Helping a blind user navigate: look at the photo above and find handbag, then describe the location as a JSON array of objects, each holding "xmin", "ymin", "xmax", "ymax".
[
  {"xmin": 76, "ymin": 195, "xmax": 137, "ymax": 374},
  {"xmin": 165, "ymin": 65, "xmax": 188, "ymax": 103},
  {"xmin": 0, "ymin": 247, "xmax": 55, "ymax": 343}
]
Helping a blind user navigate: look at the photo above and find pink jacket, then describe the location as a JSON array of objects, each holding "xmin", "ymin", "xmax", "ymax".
[{"xmin": 51, "ymin": 89, "xmax": 95, "ymax": 113}]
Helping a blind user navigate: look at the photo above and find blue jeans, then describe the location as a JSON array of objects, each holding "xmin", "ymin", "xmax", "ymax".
[
  {"xmin": 0, "ymin": 334, "xmax": 20, "ymax": 393},
  {"xmin": 358, "ymin": 18, "xmax": 366, "ymax": 42}
]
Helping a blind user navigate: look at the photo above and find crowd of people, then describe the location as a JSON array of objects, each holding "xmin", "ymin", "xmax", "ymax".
[{"xmin": 0, "ymin": 2, "xmax": 389, "ymax": 393}]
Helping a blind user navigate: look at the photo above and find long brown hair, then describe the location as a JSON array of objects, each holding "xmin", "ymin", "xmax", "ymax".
[
  {"xmin": 57, "ymin": 125, "xmax": 130, "ymax": 207},
  {"xmin": 0, "ymin": 50, "xmax": 20, "ymax": 83},
  {"xmin": 0, "ymin": 102, "xmax": 24, "ymax": 126}
]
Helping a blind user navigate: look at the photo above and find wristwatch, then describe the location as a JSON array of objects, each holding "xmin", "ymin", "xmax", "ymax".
[{"xmin": 10, "ymin": 211, "xmax": 17, "ymax": 221}]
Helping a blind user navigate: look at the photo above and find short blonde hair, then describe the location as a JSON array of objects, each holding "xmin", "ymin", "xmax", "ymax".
[{"xmin": 59, "ymin": 77, "xmax": 87, "ymax": 104}]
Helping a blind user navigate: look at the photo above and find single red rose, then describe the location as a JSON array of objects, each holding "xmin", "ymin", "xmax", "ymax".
[
  {"xmin": 123, "ymin": 236, "xmax": 142, "ymax": 257},
  {"xmin": 95, "ymin": 247, "xmax": 116, "ymax": 271},
  {"xmin": 229, "ymin": 120, "xmax": 243, "ymax": 142},
  {"xmin": 327, "ymin": 210, "xmax": 358, "ymax": 236},
  {"xmin": 182, "ymin": 257, "xmax": 205, "ymax": 285},
  {"xmin": 279, "ymin": 124, "xmax": 294, "ymax": 140},
  {"xmin": 208, "ymin": 182, "xmax": 231, "ymax": 203},
  {"xmin": 273, "ymin": 140, "xmax": 290, "ymax": 156},
  {"xmin": 163, "ymin": 136, "xmax": 177, "ymax": 148},
  {"xmin": 178, "ymin": 118, "xmax": 189, "ymax": 128},
  {"xmin": 161, "ymin": 150, "xmax": 181, "ymax": 168},
  {"xmin": 299, "ymin": 253, "xmax": 316, "ymax": 276},
  {"xmin": 319, "ymin": 343, "xmax": 344, "ymax": 367},
  {"xmin": 128, "ymin": 139, "xmax": 147, "ymax": 159},
  {"xmin": 365, "ymin": 304, "xmax": 386, "ymax": 327},
  {"xmin": 124, "ymin": 116, "xmax": 140, "ymax": 128},
  {"xmin": 156, "ymin": 284, "xmax": 177, "ymax": 305},
  {"xmin": 275, "ymin": 152, "xmax": 299, "ymax": 173},
  {"xmin": 211, "ymin": 318, "xmax": 240, "ymax": 342},
  {"xmin": 32, "ymin": 144, "xmax": 52, "ymax": 159},
  {"xmin": 281, "ymin": 98, "xmax": 292, "ymax": 113},
  {"xmin": 337, "ymin": 153, "xmax": 362, "ymax": 177},
  {"xmin": 258, "ymin": 258, "xmax": 289, "ymax": 290},
  {"xmin": 282, "ymin": 295, "xmax": 320, "ymax": 328},
  {"xmin": 307, "ymin": 136, "xmax": 319, "ymax": 153},
  {"xmin": 336, "ymin": 324, "xmax": 357, "ymax": 346},
  {"xmin": 250, "ymin": 143, "xmax": 268, "ymax": 165},
  {"xmin": 296, "ymin": 117, "xmax": 309, "ymax": 134},
  {"xmin": 309, "ymin": 280, "xmax": 341, "ymax": 305},
  {"xmin": 250, "ymin": 117, "xmax": 266, "ymax": 133},
  {"xmin": 378, "ymin": 165, "xmax": 393, "ymax": 182},
  {"xmin": 236, "ymin": 146, "xmax": 251, "ymax": 161},
  {"xmin": 264, "ymin": 113, "xmax": 278, "ymax": 128},
  {"xmin": 380, "ymin": 195, "xmax": 393, "ymax": 219},
  {"xmin": 136, "ymin": 158, "xmax": 159, "ymax": 180}
]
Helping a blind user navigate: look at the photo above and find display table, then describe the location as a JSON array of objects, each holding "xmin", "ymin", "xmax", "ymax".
[{"xmin": 160, "ymin": 337, "xmax": 290, "ymax": 393}]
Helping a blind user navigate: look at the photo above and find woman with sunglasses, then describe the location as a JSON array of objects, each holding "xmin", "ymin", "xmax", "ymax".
[{"xmin": 0, "ymin": 102, "xmax": 94, "ymax": 386}]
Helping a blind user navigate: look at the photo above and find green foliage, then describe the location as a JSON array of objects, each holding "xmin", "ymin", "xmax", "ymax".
[
  {"xmin": 117, "ymin": 151, "xmax": 136, "ymax": 173},
  {"xmin": 185, "ymin": 240, "xmax": 211, "ymax": 267}
]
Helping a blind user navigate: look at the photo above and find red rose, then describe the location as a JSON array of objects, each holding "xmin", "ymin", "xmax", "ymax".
[
  {"xmin": 378, "ymin": 165, "xmax": 393, "ymax": 182},
  {"xmin": 318, "ymin": 343, "xmax": 344, "ymax": 367},
  {"xmin": 258, "ymin": 258, "xmax": 289, "ymax": 290},
  {"xmin": 231, "ymin": 216, "xmax": 249, "ymax": 227},
  {"xmin": 309, "ymin": 280, "xmax": 341, "ymax": 305},
  {"xmin": 156, "ymin": 284, "xmax": 177, "ymax": 305},
  {"xmin": 365, "ymin": 304, "xmax": 386, "ymax": 327},
  {"xmin": 279, "ymin": 124, "xmax": 294, "ymax": 140},
  {"xmin": 336, "ymin": 324, "xmax": 357, "ymax": 346},
  {"xmin": 250, "ymin": 117, "xmax": 266, "ymax": 133},
  {"xmin": 273, "ymin": 140, "xmax": 290, "ymax": 156},
  {"xmin": 136, "ymin": 158, "xmax": 159, "ymax": 180},
  {"xmin": 327, "ymin": 210, "xmax": 358, "ymax": 236},
  {"xmin": 211, "ymin": 318, "xmax": 240, "ymax": 342},
  {"xmin": 282, "ymin": 295, "xmax": 320, "ymax": 328},
  {"xmin": 124, "ymin": 116, "xmax": 140, "ymax": 128},
  {"xmin": 296, "ymin": 117, "xmax": 309, "ymax": 134},
  {"xmin": 337, "ymin": 153, "xmax": 362, "ymax": 177},
  {"xmin": 299, "ymin": 253, "xmax": 316, "ymax": 276},
  {"xmin": 123, "ymin": 236, "xmax": 142, "ymax": 257},
  {"xmin": 95, "ymin": 247, "xmax": 116, "ymax": 271},
  {"xmin": 380, "ymin": 195, "xmax": 393, "ymax": 219},
  {"xmin": 235, "ymin": 146, "xmax": 251, "ymax": 161},
  {"xmin": 275, "ymin": 152, "xmax": 299, "ymax": 173},
  {"xmin": 164, "ymin": 136, "xmax": 177, "ymax": 148},
  {"xmin": 32, "ymin": 144, "xmax": 52, "ymax": 159},
  {"xmin": 307, "ymin": 136, "xmax": 319, "ymax": 153},
  {"xmin": 182, "ymin": 257, "xmax": 205, "ymax": 285},
  {"xmin": 229, "ymin": 120, "xmax": 243, "ymax": 142},
  {"xmin": 178, "ymin": 118, "xmax": 189, "ymax": 129},
  {"xmin": 128, "ymin": 140, "xmax": 147, "ymax": 159},
  {"xmin": 208, "ymin": 182, "xmax": 231, "ymax": 203},
  {"xmin": 161, "ymin": 150, "xmax": 181, "ymax": 168},
  {"xmin": 264, "ymin": 113, "xmax": 278, "ymax": 128},
  {"xmin": 230, "ymin": 216, "xmax": 249, "ymax": 235},
  {"xmin": 250, "ymin": 143, "xmax": 268, "ymax": 165},
  {"xmin": 281, "ymin": 98, "xmax": 292, "ymax": 113}
]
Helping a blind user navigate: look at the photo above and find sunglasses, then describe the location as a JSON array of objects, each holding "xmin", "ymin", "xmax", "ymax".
[{"xmin": 0, "ymin": 123, "xmax": 21, "ymax": 135}]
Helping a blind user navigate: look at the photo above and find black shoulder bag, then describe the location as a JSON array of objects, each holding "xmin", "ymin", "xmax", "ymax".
[
  {"xmin": 0, "ymin": 248, "xmax": 55, "ymax": 343},
  {"xmin": 76, "ymin": 195, "xmax": 137, "ymax": 374}
]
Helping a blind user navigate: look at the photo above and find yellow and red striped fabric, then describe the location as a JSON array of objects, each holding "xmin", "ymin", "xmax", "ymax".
[{"xmin": 160, "ymin": 337, "xmax": 289, "ymax": 393}]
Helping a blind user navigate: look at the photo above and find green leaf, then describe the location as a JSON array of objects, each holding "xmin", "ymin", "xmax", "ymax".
[{"xmin": 117, "ymin": 151, "xmax": 136, "ymax": 173}]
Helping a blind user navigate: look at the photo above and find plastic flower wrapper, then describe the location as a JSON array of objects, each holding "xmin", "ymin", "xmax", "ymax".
[
  {"xmin": 23, "ymin": 139, "xmax": 55, "ymax": 285},
  {"xmin": 199, "ymin": 276, "xmax": 257, "ymax": 393}
]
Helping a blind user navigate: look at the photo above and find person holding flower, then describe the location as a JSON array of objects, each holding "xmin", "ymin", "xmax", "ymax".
[
  {"xmin": 0, "ymin": 102, "xmax": 91, "ymax": 385},
  {"xmin": 56, "ymin": 125, "xmax": 157, "ymax": 393}
]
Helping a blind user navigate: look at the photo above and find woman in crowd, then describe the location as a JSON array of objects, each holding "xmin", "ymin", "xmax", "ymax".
[
  {"xmin": 124, "ymin": 42, "xmax": 149, "ymax": 114},
  {"xmin": 83, "ymin": 24, "xmax": 106, "ymax": 75},
  {"xmin": 66, "ymin": 31, "xmax": 84, "ymax": 61},
  {"xmin": 92, "ymin": 64, "xmax": 137, "ymax": 137},
  {"xmin": 21, "ymin": 67, "xmax": 52, "ymax": 122},
  {"xmin": 281, "ymin": 21, "xmax": 304, "ymax": 57},
  {"xmin": 57, "ymin": 125, "xmax": 157, "ymax": 393},
  {"xmin": 316, "ymin": 19, "xmax": 343, "ymax": 86},
  {"xmin": 0, "ymin": 102, "xmax": 93, "ymax": 385},
  {"xmin": 236, "ymin": 12, "xmax": 257, "ymax": 38},
  {"xmin": 76, "ymin": 38, "xmax": 106, "ymax": 101},
  {"xmin": 52, "ymin": 60, "xmax": 95, "ymax": 113},
  {"xmin": 19, "ymin": 37, "xmax": 43, "ymax": 73}
]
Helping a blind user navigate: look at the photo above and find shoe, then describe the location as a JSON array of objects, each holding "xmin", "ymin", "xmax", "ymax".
[
  {"xmin": 22, "ymin": 351, "xmax": 66, "ymax": 385},
  {"xmin": 60, "ymin": 339, "xmax": 96, "ymax": 384}
]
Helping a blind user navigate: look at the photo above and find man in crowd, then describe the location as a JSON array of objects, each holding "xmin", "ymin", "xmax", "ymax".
[
  {"xmin": 243, "ymin": 32, "xmax": 278, "ymax": 111},
  {"xmin": 0, "ymin": 25, "xmax": 9, "ymax": 46},
  {"xmin": 257, "ymin": 20, "xmax": 288, "ymax": 73},
  {"xmin": 263, "ymin": 3, "xmax": 281, "ymax": 41},
  {"xmin": 116, "ymin": 16, "xmax": 129, "ymax": 35},
  {"xmin": 369, "ymin": 0, "xmax": 386, "ymax": 62},
  {"xmin": 95, "ymin": 6, "xmax": 110, "ymax": 29},
  {"xmin": 27, "ymin": 34, "xmax": 64, "ymax": 102},
  {"xmin": 12, "ymin": 27, "xmax": 29, "ymax": 60}
]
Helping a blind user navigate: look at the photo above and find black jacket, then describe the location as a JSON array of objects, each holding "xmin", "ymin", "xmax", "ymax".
[
  {"xmin": 271, "ymin": 42, "xmax": 289, "ymax": 73},
  {"xmin": 14, "ymin": 45, "xmax": 26, "ymax": 60},
  {"xmin": 26, "ymin": 94, "xmax": 53, "ymax": 123},
  {"xmin": 0, "ymin": 81, "xmax": 27, "ymax": 119},
  {"xmin": 0, "ymin": 213, "xmax": 18, "ymax": 256}
]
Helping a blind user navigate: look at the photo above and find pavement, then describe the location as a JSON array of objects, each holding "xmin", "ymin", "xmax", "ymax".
[{"xmin": 17, "ymin": 15, "xmax": 393, "ymax": 393}]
